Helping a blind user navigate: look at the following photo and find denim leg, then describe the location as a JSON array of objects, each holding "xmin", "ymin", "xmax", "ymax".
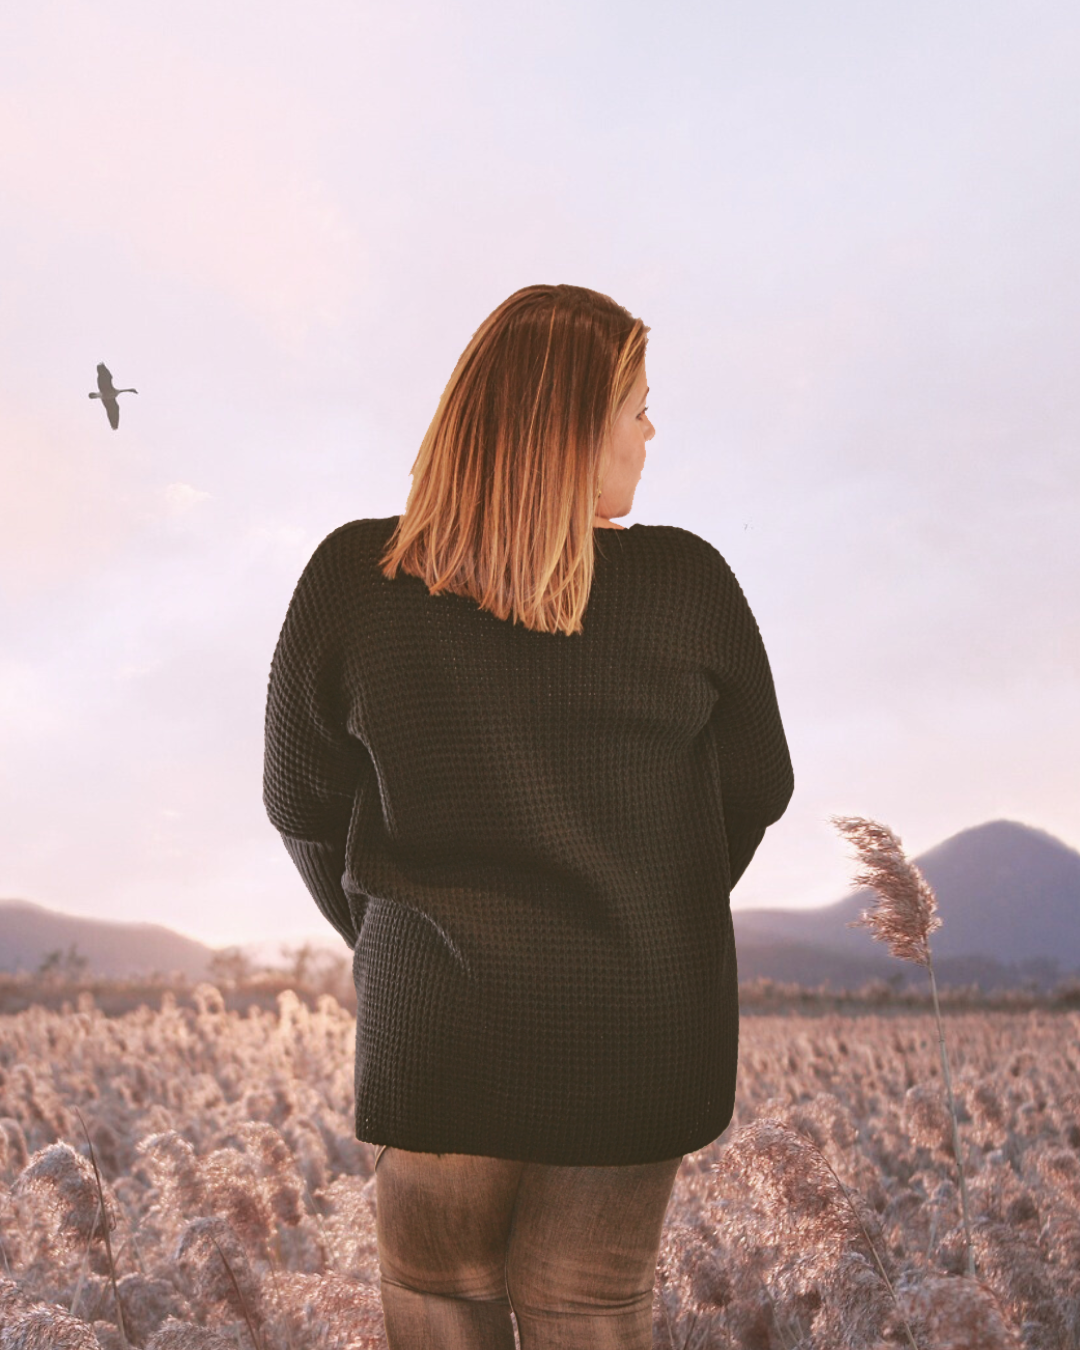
[
  {"xmin": 375, "ymin": 1148, "xmax": 525, "ymax": 1350},
  {"xmin": 505, "ymin": 1156, "xmax": 683, "ymax": 1350}
]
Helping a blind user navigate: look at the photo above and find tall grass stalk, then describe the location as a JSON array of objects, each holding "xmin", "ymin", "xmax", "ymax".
[
  {"xmin": 801, "ymin": 1131, "xmax": 919, "ymax": 1350},
  {"xmin": 832, "ymin": 815, "xmax": 977, "ymax": 1278},
  {"xmin": 76, "ymin": 1108, "xmax": 130, "ymax": 1347},
  {"xmin": 267, "ymin": 1229, "xmax": 296, "ymax": 1350},
  {"xmin": 69, "ymin": 1195, "xmax": 101, "ymax": 1317},
  {"xmin": 114, "ymin": 1189, "xmax": 148, "ymax": 1275},
  {"xmin": 725, "ymin": 1118, "xmax": 920, "ymax": 1350},
  {"xmin": 211, "ymin": 1235, "xmax": 264, "ymax": 1350},
  {"xmin": 301, "ymin": 1180, "xmax": 338, "ymax": 1274}
]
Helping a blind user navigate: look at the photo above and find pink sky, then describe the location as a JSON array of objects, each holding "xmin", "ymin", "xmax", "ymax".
[{"xmin": 1, "ymin": 0, "xmax": 1077, "ymax": 947}]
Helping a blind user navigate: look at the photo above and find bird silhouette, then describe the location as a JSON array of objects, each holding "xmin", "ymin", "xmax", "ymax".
[{"xmin": 89, "ymin": 363, "xmax": 137, "ymax": 430}]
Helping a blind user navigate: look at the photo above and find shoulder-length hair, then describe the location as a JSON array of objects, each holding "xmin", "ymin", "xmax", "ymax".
[{"xmin": 378, "ymin": 283, "xmax": 649, "ymax": 636}]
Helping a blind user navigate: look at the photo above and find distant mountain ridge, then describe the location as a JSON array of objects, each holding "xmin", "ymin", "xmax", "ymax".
[
  {"xmin": 0, "ymin": 899, "xmax": 216, "ymax": 980},
  {"xmin": 733, "ymin": 820, "xmax": 1080, "ymax": 990},
  {"xmin": 3, "ymin": 820, "xmax": 1077, "ymax": 989}
]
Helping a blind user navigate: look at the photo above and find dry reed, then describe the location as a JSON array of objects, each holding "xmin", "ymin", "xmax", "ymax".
[
  {"xmin": 717, "ymin": 1117, "xmax": 919, "ymax": 1349},
  {"xmin": 2, "ymin": 989, "xmax": 1075, "ymax": 1346},
  {"xmin": 75, "ymin": 1110, "xmax": 129, "ymax": 1349},
  {"xmin": 833, "ymin": 814, "xmax": 977, "ymax": 1278}
]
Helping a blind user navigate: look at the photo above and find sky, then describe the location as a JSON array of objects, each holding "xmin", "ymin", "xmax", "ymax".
[{"xmin": 1, "ymin": 0, "xmax": 1077, "ymax": 949}]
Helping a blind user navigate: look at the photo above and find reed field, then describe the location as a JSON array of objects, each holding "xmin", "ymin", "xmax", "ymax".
[{"xmin": 0, "ymin": 988, "xmax": 1076, "ymax": 1349}]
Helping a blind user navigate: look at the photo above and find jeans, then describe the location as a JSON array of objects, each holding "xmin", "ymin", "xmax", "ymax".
[{"xmin": 374, "ymin": 1145, "xmax": 683, "ymax": 1349}]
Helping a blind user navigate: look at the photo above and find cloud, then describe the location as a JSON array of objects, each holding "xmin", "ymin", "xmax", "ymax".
[
  {"xmin": 0, "ymin": 407, "xmax": 150, "ymax": 594},
  {"xmin": 164, "ymin": 483, "xmax": 212, "ymax": 515},
  {"xmin": 0, "ymin": 660, "xmax": 65, "ymax": 742}
]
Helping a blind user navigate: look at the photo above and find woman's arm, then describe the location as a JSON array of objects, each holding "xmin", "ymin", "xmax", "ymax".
[
  {"xmin": 263, "ymin": 537, "xmax": 368, "ymax": 948},
  {"xmin": 702, "ymin": 547, "xmax": 794, "ymax": 889}
]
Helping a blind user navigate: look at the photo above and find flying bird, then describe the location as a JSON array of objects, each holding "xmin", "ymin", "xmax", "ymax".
[{"xmin": 89, "ymin": 363, "xmax": 137, "ymax": 430}]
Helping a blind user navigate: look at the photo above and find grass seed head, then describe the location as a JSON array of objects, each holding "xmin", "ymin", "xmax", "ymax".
[
  {"xmin": 235, "ymin": 1121, "xmax": 306, "ymax": 1227},
  {"xmin": 716, "ymin": 1118, "xmax": 871, "ymax": 1259},
  {"xmin": 145, "ymin": 1319, "xmax": 239, "ymax": 1350},
  {"xmin": 809, "ymin": 1250, "xmax": 894, "ymax": 1349},
  {"xmin": 832, "ymin": 816, "xmax": 942, "ymax": 966},
  {"xmin": 195, "ymin": 1147, "xmax": 276, "ymax": 1252},
  {"xmin": 903, "ymin": 1084, "xmax": 956, "ymax": 1157},
  {"xmin": 270, "ymin": 1270, "xmax": 387, "ymax": 1346},
  {"xmin": 971, "ymin": 1218, "xmax": 1069, "ymax": 1344},
  {"xmin": 0, "ymin": 1277, "xmax": 102, "ymax": 1349},
  {"xmin": 0, "ymin": 1118, "xmax": 29, "ymax": 1177},
  {"xmin": 15, "ymin": 1142, "xmax": 109, "ymax": 1245},
  {"xmin": 113, "ymin": 1273, "xmax": 188, "ymax": 1345},
  {"xmin": 962, "ymin": 1078, "xmax": 1008, "ymax": 1149},
  {"xmin": 902, "ymin": 1273, "xmax": 1023, "ymax": 1349},
  {"xmin": 174, "ymin": 1215, "xmax": 261, "ymax": 1321},
  {"xmin": 137, "ymin": 1132, "xmax": 204, "ymax": 1214}
]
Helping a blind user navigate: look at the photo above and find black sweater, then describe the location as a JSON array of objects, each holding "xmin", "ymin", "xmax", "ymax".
[{"xmin": 263, "ymin": 516, "xmax": 793, "ymax": 1164}]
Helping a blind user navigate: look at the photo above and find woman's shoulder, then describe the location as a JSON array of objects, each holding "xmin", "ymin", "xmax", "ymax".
[
  {"xmin": 320, "ymin": 515, "xmax": 398, "ymax": 547},
  {"xmin": 632, "ymin": 522, "xmax": 736, "ymax": 573},
  {"xmin": 285, "ymin": 519, "xmax": 398, "ymax": 613},
  {"xmin": 303, "ymin": 516, "xmax": 735, "ymax": 586},
  {"xmin": 310, "ymin": 517, "xmax": 720, "ymax": 556},
  {"xmin": 302, "ymin": 517, "xmax": 398, "ymax": 569}
]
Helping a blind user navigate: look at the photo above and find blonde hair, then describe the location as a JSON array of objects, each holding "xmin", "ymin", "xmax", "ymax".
[{"xmin": 379, "ymin": 283, "xmax": 649, "ymax": 636}]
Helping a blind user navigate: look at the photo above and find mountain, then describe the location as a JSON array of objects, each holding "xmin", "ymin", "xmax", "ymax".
[
  {"xmin": 0, "ymin": 899, "xmax": 216, "ymax": 980},
  {"xmin": 733, "ymin": 820, "xmax": 1080, "ymax": 989},
  {"xmin": 3, "ymin": 819, "xmax": 1076, "ymax": 990}
]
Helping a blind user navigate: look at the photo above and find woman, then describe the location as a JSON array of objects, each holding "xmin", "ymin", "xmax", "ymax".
[{"xmin": 263, "ymin": 283, "xmax": 793, "ymax": 1348}]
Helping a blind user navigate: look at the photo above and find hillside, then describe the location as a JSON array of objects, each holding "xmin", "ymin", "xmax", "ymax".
[
  {"xmin": 733, "ymin": 819, "xmax": 1080, "ymax": 989},
  {"xmin": 0, "ymin": 898, "xmax": 216, "ymax": 980},
  {"xmin": 4, "ymin": 820, "xmax": 1077, "ymax": 990}
]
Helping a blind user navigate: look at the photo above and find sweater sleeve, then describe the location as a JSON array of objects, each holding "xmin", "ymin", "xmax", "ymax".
[
  {"xmin": 263, "ymin": 534, "xmax": 370, "ymax": 949},
  {"xmin": 702, "ymin": 547, "xmax": 794, "ymax": 889}
]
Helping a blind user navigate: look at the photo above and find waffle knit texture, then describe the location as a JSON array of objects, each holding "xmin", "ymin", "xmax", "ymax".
[{"xmin": 263, "ymin": 516, "xmax": 793, "ymax": 1165}]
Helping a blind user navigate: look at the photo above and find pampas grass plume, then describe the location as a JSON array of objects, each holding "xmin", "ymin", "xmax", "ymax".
[
  {"xmin": 144, "ymin": 1320, "xmax": 239, "ymax": 1350},
  {"xmin": 718, "ymin": 1118, "xmax": 868, "ymax": 1257},
  {"xmin": 174, "ymin": 1216, "xmax": 261, "ymax": 1324},
  {"xmin": 833, "ymin": 813, "xmax": 976, "ymax": 1279},
  {"xmin": 0, "ymin": 1276, "xmax": 101, "ymax": 1349},
  {"xmin": 832, "ymin": 816, "xmax": 941, "ymax": 965},
  {"xmin": 717, "ymin": 1118, "xmax": 919, "ymax": 1349},
  {"xmin": 903, "ymin": 1273, "xmax": 1023, "ymax": 1349},
  {"xmin": 15, "ymin": 1143, "xmax": 106, "ymax": 1246}
]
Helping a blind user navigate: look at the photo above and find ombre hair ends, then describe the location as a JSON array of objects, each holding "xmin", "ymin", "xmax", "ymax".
[{"xmin": 379, "ymin": 284, "xmax": 649, "ymax": 636}]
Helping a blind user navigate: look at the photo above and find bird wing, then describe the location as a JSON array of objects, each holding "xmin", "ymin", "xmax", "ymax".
[
  {"xmin": 96, "ymin": 364, "xmax": 117, "ymax": 397},
  {"xmin": 104, "ymin": 396, "xmax": 120, "ymax": 430}
]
